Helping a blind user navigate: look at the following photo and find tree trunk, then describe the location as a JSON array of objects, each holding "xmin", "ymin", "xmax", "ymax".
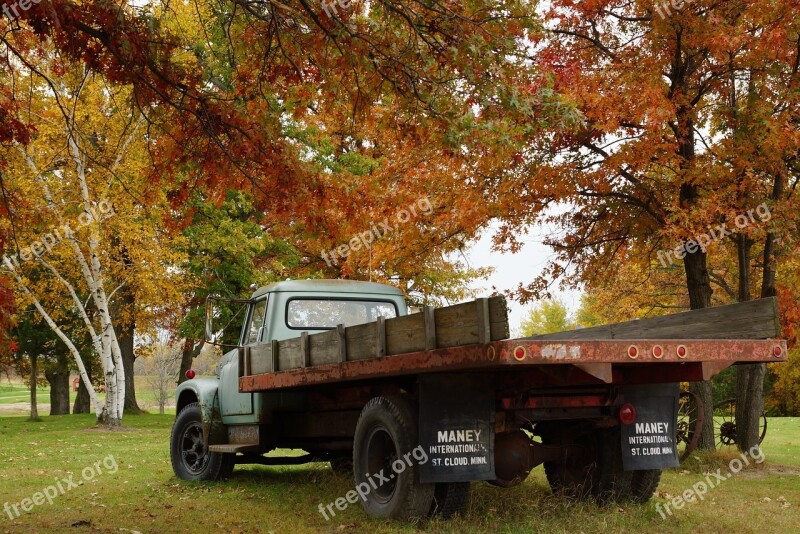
[
  {"xmin": 29, "ymin": 353, "xmax": 39, "ymax": 420},
  {"xmin": 735, "ymin": 362, "xmax": 765, "ymax": 453},
  {"xmin": 119, "ymin": 322, "xmax": 140, "ymax": 415},
  {"xmin": 45, "ymin": 368, "xmax": 70, "ymax": 415},
  {"xmin": 111, "ymin": 277, "xmax": 140, "ymax": 415},
  {"xmin": 735, "ymin": 174, "xmax": 782, "ymax": 453},
  {"xmin": 734, "ymin": 234, "xmax": 762, "ymax": 452},
  {"xmin": 682, "ymin": 239, "xmax": 716, "ymax": 451},
  {"xmin": 73, "ymin": 359, "xmax": 92, "ymax": 414}
]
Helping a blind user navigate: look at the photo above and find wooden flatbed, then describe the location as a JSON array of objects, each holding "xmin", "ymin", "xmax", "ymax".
[{"xmin": 239, "ymin": 297, "xmax": 787, "ymax": 392}]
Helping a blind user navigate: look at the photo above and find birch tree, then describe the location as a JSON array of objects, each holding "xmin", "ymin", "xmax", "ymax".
[{"xmin": 0, "ymin": 58, "xmax": 188, "ymax": 425}]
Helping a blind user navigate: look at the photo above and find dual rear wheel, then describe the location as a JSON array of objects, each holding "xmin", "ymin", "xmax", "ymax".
[
  {"xmin": 353, "ymin": 396, "xmax": 470, "ymax": 520},
  {"xmin": 543, "ymin": 428, "xmax": 661, "ymax": 503}
]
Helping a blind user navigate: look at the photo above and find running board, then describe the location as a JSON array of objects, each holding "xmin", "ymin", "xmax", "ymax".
[{"xmin": 208, "ymin": 443, "xmax": 260, "ymax": 453}]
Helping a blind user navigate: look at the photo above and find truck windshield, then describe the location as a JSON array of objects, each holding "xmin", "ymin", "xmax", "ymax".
[
  {"xmin": 246, "ymin": 299, "xmax": 268, "ymax": 344},
  {"xmin": 286, "ymin": 299, "xmax": 398, "ymax": 330}
]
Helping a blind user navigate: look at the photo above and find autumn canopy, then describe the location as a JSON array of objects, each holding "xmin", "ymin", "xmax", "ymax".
[{"xmin": 0, "ymin": 1, "xmax": 797, "ymax": 431}]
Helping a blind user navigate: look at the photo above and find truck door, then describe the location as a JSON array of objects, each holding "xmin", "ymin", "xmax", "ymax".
[{"xmin": 220, "ymin": 297, "xmax": 268, "ymax": 417}]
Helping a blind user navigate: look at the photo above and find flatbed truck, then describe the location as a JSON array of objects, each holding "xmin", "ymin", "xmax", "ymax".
[{"xmin": 170, "ymin": 280, "xmax": 786, "ymax": 520}]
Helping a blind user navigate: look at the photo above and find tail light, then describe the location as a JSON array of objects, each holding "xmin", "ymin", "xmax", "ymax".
[
  {"xmin": 619, "ymin": 403, "xmax": 637, "ymax": 425},
  {"xmin": 185, "ymin": 370, "xmax": 196, "ymax": 380}
]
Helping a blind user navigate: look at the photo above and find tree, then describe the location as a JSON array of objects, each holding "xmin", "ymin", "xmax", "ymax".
[
  {"xmin": 12, "ymin": 307, "xmax": 77, "ymax": 417},
  {"xmin": 140, "ymin": 340, "xmax": 182, "ymax": 415},
  {"xmin": 490, "ymin": 0, "xmax": 800, "ymax": 451},
  {"xmin": 520, "ymin": 299, "xmax": 573, "ymax": 336},
  {"xmin": 172, "ymin": 190, "xmax": 299, "ymax": 382},
  {"xmin": 0, "ymin": 58, "xmax": 190, "ymax": 426}
]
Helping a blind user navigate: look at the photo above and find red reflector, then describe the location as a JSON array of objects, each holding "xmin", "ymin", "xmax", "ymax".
[
  {"xmin": 677, "ymin": 345, "xmax": 687, "ymax": 358},
  {"xmin": 774, "ymin": 346, "xmax": 782, "ymax": 357},
  {"xmin": 653, "ymin": 345, "xmax": 663, "ymax": 358},
  {"xmin": 627, "ymin": 345, "xmax": 638, "ymax": 359},
  {"xmin": 185, "ymin": 370, "xmax": 196, "ymax": 380},
  {"xmin": 619, "ymin": 403, "xmax": 637, "ymax": 425},
  {"xmin": 513, "ymin": 347, "xmax": 526, "ymax": 360}
]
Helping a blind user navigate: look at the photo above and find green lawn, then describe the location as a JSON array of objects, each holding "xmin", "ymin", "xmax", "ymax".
[
  {"xmin": 0, "ymin": 415, "xmax": 798, "ymax": 533},
  {"xmin": 0, "ymin": 383, "xmax": 58, "ymax": 406}
]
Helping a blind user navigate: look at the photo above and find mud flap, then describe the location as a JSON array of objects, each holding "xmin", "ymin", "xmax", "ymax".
[
  {"xmin": 418, "ymin": 374, "xmax": 495, "ymax": 483},
  {"xmin": 619, "ymin": 383, "xmax": 680, "ymax": 470}
]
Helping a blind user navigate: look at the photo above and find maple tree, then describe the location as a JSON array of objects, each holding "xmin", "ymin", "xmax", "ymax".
[{"xmin": 487, "ymin": 0, "xmax": 800, "ymax": 451}]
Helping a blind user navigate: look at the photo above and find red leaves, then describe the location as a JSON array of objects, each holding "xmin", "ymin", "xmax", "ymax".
[
  {"xmin": 777, "ymin": 285, "xmax": 800, "ymax": 349},
  {"xmin": 0, "ymin": 275, "xmax": 15, "ymax": 359},
  {"xmin": 0, "ymin": 104, "xmax": 32, "ymax": 145}
]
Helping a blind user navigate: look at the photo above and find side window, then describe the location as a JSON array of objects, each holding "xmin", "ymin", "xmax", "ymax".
[{"xmin": 246, "ymin": 299, "xmax": 268, "ymax": 345}]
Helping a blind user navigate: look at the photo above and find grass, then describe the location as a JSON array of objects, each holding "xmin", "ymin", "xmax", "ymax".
[
  {"xmin": 0, "ymin": 383, "xmax": 57, "ymax": 406},
  {"xmin": 0, "ymin": 415, "xmax": 798, "ymax": 533}
]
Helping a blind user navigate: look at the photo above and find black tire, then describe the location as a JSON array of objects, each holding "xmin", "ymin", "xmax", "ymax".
[
  {"xmin": 543, "ymin": 432, "xmax": 597, "ymax": 499},
  {"xmin": 544, "ymin": 428, "xmax": 631, "ymax": 503},
  {"xmin": 630, "ymin": 469, "xmax": 661, "ymax": 503},
  {"xmin": 170, "ymin": 403, "xmax": 235, "ymax": 481},
  {"xmin": 429, "ymin": 482, "xmax": 471, "ymax": 519},
  {"xmin": 592, "ymin": 428, "xmax": 632, "ymax": 503},
  {"xmin": 353, "ymin": 396, "xmax": 435, "ymax": 520}
]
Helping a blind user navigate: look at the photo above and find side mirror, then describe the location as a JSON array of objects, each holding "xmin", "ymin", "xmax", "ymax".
[{"xmin": 204, "ymin": 296, "xmax": 252, "ymax": 349}]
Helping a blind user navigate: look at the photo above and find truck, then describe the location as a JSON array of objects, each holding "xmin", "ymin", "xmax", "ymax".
[{"xmin": 170, "ymin": 279, "xmax": 787, "ymax": 520}]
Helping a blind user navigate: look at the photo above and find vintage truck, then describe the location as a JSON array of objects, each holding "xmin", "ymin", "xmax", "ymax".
[{"xmin": 170, "ymin": 279, "xmax": 787, "ymax": 520}]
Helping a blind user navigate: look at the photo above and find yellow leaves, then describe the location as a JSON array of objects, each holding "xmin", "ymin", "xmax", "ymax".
[{"xmin": 0, "ymin": 59, "xmax": 189, "ymax": 338}]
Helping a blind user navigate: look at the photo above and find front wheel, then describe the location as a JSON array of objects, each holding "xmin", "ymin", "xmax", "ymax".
[
  {"xmin": 170, "ymin": 402, "xmax": 235, "ymax": 481},
  {"xmin": 353, "ymin": 396, "xmax": 434, "ymax": 520}
]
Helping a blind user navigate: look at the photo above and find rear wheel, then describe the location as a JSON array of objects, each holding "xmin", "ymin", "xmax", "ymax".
[
  {"xmin": 543, "ymin": 430, "xmax": 598, "ymax": 499},
  {"xmin": 353, "ymin": 396, "xmax": 434, "ymax": 520},
  {"xmin": 429, "ymin": 482, "xmax": 471, "ymax": 518},
  {"xmin": 592, "ymin": 429, "xmax": 632, "ymax": 503},
  {"xmin": 170, "ymin": 403, "xmax": 235, "ymax": 481},
  {"xmin": 544, "ymin": 428, "xmax": 631, "ymax": 503},
  {"xmin": 630, "ymin": 470, "xmax": 661, "ymax": 503}
]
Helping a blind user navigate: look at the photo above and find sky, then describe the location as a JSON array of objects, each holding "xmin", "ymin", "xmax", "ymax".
[{"xmin": 462, "ymin": 223, "xmax": 583, "ymax": 337}]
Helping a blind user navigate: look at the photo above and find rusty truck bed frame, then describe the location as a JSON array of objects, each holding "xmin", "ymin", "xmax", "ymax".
[{"xmin": 240, "ymin": 338, "xmax": 786, "ymax": 392}]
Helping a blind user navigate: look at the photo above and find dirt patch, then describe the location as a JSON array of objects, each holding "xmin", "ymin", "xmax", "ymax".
[
  {"xmin": 0, "ymin": 402, "xmax": 50, "ymax": 415},
  {"xmin": 765, "ymin": 464, "xmax": 800, "ymax": 476},
  {"xmin": 81, "ymin": 424, "xmax": 140, "ymax": 433}
]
